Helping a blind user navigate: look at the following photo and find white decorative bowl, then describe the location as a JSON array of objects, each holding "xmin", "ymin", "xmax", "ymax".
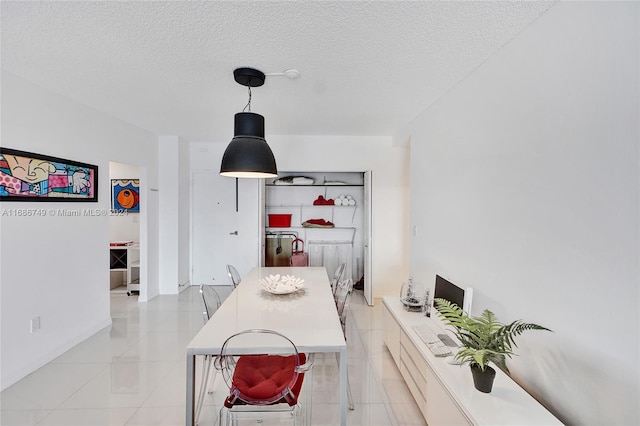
[{"xmin": 259, "ymin": 274, "xmax": 305, "ymax": 294}]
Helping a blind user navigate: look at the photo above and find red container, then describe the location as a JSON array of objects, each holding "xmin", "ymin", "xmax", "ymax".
[{"xmin": 268, "ymin": 214, "xmax": 292, "ymax": 227}]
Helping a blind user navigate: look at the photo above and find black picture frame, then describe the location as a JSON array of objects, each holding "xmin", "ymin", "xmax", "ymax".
[{"xmin": 0, "ymin": 147, "xmax": 98, "ymax": 202}]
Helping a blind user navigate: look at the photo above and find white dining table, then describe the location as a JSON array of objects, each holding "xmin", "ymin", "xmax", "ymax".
[{"xmin": 186, "ymin": 266, "xmax": 348, "ymax": 425}]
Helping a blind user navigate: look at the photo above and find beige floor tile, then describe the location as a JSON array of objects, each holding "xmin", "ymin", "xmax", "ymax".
[
  {"xmin": 0, "ymin": 409, "xmax": 51, "ymax": 426},
  {"xmin": 0, "ymin": 363, "xmax": 108, "ymax": 410},
  {"xmin": 36, "ymin": 408, "xmax": 137, "ymax": 426}
]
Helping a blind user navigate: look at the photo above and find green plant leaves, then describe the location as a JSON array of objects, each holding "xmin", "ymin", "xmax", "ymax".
[{"xmin": 434, "ymin": 298, "xmax": 551, "ymax": 373}]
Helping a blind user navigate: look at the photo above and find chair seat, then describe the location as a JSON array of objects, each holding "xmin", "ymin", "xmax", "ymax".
[{"xmin": 224, "ymin": 353, "xmax": 307, "ymax": 408}]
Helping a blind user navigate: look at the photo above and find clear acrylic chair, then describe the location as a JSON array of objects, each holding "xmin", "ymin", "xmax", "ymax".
[
  {"xmin": 334, "ymin": 278, "xmax": 355, "ymax": 410},
  {"xmin": 330, "ymin": 263, "xmax": 346, "ymax": 296},
  {"xmin": 214, "ymin": 329, "xmax": 314, "ymax": 425},
  {"xmin": 200, "ymin": 284, "xmax": 221, "ymax": 321},
  {"xmin": 335, "ymin": 278, "xmax": 353, "ymax": 335},
  {"xmin": 226, "ymin": 264, "xmax": 242, "ymax": 288},
  {"xmin": 195, "ymin": 284, "xmax": 221, "ymax": 425}
]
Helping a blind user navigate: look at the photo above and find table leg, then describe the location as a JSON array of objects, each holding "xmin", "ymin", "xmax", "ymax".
[
  {"xmin": 304, "ymin": 359, "xmax": 314, "ymax": 425},
  {"xmin": 339, "ymin": 347, "xmax": 347, "ymax": 425},
  {"xmin": 187, "ymin": 354, "xmax": 195, "ymax": 425}
]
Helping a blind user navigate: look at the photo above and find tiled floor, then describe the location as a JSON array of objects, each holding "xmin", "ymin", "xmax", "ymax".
[{"xmin": 0, "ymin": 286, "xmax": 426, "ymax": 425}]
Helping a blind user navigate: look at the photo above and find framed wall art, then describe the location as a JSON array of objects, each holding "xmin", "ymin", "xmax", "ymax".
[
  {"xmin": 0, "ymin": 147, "xmax": 98, "ymax": 202},
  {"xmin": 111, "ymin": 179, "xmax": 140, "ymax": 213}
]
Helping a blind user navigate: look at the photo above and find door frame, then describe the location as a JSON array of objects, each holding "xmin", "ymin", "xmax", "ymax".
[{"xmin": 364, "ymin": 170, "xmax": 373, "ymax": 306}]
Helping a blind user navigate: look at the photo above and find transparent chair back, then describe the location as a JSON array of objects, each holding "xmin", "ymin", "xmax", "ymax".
[
  {"xmin": 226, "ymin": 264, "xmax": 242, "ymax": 288},
  {"xmin": 199, "ymin": 284, "xmax": 221, "ymax": 322},
  {"xmin": 332, "ymin": 278, "xmax": 356, "ymax": 411},
  {"xmin": 195, "ymin": 284, "xmax": 222, "ymax": 424},
  {"xmin": 335, "ymin": 278, "xmax": 353, "ymax": 333},
  {"xmin": 214, "ymin": 329, "xmax": 314, "ymax": 425},
  {"xmin": 331, "ymin": 263, "xmax": 346, "ymax": 296}
]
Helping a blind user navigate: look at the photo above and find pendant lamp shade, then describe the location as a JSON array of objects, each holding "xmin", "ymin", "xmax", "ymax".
[{"xmin": 220, "ymin": 112, "xmax": 277, "ymax": 178}]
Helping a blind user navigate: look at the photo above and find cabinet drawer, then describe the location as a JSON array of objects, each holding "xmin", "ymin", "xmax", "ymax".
[
  {"xmin": 382, "ymin": 303, "xmax": 401, "ymax": 365},
  {"xmin": 399, "ymin": 356, "xmax": 428, "ymax": 419},
  {"xmin": 399, "ymin": 330, "xmax": 428, "ymax": 418},
  {"xmin": 400, "ymin": 330, "xmax": 428, "ymax": 384},
  {"xmin": 424, "ymin": 362, "xmax": 471, "ymax": 426}
]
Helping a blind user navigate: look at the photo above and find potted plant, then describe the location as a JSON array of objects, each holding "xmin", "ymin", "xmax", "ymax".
[{"xmin": 434, "ymin": 298, "xmax": 551, "ymax": 393}]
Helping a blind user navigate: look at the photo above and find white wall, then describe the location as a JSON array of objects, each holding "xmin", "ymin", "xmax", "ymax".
[
  {"xmin": 191, "ymin": 136, "xmax": 410, "ymax": 299},
  {"xmin": 142, "ymin": 174, "xmax": 160, "ymax": 303},
  {"xmin": 158, "ymin": 136, "xmax": 190, "ymax": 294},
  {"xmin": 404, "ymin": 2, "xmax": 638, "ymax": 424},
  {"xmin": 0, "ymin": 72, "xmax": 160, "ymax": 389},
  {"xmin": 177, "ymin": 139, "xmax": 190, "ymax": 288}
]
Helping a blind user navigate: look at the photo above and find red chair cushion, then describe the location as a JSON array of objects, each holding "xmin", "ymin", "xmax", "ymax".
[{"xmin": 225, "ymin": 353, "xmax": 306, "ymax": 407}]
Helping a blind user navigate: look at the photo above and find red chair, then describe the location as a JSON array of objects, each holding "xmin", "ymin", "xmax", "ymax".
[{"xmin": 215, "ymin": 329, "xmax": 314, "ymax": 425}]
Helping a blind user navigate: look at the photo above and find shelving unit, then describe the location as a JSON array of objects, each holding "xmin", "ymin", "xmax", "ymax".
[
  {"xmin": 263, "ymin": 172, "xmax": 365, "ymax": 281},
  {"xmin": 109, "ymin": 244, "xmax": 140, "ymax": 296},
  {"xmin": 266, "ymin": 204, "xmax": 358, "ymax": 229}
]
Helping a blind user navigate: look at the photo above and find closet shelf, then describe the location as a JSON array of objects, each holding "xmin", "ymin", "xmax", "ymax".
[
  {"xmin": 266, "ymin": 226, "xmax": 356, "ymax": 231},
  {"xmin": 266, "ymin": 204, "xmax": 356, "ymax": 208},
  {"xmin": 265, "ymin": 184, "xmax": 363, "ymax": 187}
]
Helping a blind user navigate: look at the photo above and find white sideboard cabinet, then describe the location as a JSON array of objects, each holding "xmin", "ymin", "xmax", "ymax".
[{"xmin": 382, "ymin": 297, "xmax": 562, "ymax": 426}]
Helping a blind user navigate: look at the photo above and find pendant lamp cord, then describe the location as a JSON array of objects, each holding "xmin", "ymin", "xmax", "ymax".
[{"xmin": 242, "ymin": 86, "xmax": 252, "ymax": 112}]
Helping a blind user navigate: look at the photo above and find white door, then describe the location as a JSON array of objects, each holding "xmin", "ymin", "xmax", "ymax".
[
  {"xmin": 191, "ymin": 172, "xmax": 240, "ymax": 287},
  {"xmin": 363, "ymin": 171, "xmax": 373, "ymax": 305}
]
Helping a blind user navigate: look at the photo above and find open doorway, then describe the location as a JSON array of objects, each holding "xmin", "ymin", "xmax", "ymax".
[
  {"xmin": 108, "ymin": 161, "xmax": 141, "ymax": 297},
  {"xmin": 261, "ymin": 171, "xmax": 374, "ymax": 305}
]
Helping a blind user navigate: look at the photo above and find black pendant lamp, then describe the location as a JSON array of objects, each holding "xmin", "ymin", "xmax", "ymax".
[{"xmin": 220, "ymin": 68, "xmax": 278, "ymax": 178}]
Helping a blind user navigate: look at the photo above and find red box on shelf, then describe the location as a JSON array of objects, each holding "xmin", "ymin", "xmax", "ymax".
[{"xmin": 268, "ymin": 214, "xmax": 292, "ymax": 227}]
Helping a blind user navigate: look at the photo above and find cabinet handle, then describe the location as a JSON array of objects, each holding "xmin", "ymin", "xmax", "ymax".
[{"xmin": 229, "ymin": 231, "xmax": 238, "ymax": 235}]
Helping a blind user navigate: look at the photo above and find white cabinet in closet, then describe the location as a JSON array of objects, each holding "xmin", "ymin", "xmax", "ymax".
[
  {"xmin": 126, "ymin": 244, "xmax": 140, "ymax": 296},
  {"xmin": 109, "ymin": 244, "xmax": 140, "ymax": 296}
]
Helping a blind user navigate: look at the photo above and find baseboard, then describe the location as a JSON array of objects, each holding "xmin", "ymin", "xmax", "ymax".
[
  {"xmin": 178, "ymin": 280, "xmax": 190, "ymax": 293},
  {"xmin": 0, "ymin": 317, "xmax": 112, "ymax": 391}
]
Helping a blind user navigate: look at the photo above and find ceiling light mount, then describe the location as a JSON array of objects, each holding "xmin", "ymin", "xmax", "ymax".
[
  {"xmin": 283, "ymin": 69, "xmax": 300, "ymax": 79},
  {"xmin": 233, "ymin": 68, "xmax": 265, "ymax": 87}
]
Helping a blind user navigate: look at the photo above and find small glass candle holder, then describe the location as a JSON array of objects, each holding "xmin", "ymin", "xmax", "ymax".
[{"xmin": 422, "ymin": 289, "xmax": 431, "ymax": 317}]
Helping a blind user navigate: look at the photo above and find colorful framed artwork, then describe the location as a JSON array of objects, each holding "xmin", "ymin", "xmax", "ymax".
[
  {"xmin": 0, "ymin": 147, "xmax": 98, "ymax": 202},
  {"xmin": 111, "ymin": 179, "xmax": 140, "ymax": 213}
]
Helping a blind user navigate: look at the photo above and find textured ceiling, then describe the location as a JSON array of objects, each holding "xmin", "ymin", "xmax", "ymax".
[{"xmin": 1, "ymin": 1, "xmax": 555, "ymax": 142}]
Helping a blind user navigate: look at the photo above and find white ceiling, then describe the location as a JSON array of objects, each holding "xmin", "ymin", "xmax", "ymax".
[{"xmin": 1, "ymin": 1, "xmax": 555, "ymax": 142}]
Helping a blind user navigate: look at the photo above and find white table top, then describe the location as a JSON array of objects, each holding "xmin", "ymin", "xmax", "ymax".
[{"xmin": 187, "ymin": 266, "xmax": 347, "ymax": 356}]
